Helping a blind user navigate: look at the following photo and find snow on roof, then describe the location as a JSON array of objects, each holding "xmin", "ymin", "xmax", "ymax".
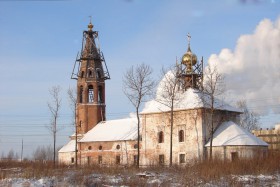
[
  {"xmin": 58, "ymin": 140, "xmax": 75, "ymax": 153},
  {"xmin": 205, "ymin": 121, "xmax": 268, "ymax": 147},
  {"xmin": 79, "ymin": 118, "xmax": 138, "ymax": 142},
  {"xmin": 141, "ymin": 70, "xmax": 241, "ymax": 114},
  {"xmin": 142, "ymin": 88, "xmax": 241, "ymax": 114}
]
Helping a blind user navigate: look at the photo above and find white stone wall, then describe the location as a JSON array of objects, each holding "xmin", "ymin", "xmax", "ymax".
[
  {"xmin": 59, "ymin": 152, "xmax": 75, "ymax": 165},
  {"xmin": 141, "ymin": 109, "xmax": 205, "ymax": 165}
]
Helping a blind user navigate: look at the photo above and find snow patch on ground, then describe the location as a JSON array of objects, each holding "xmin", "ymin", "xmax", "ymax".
[{"xmin": 1, "ymin": 172, "xmax": 280, "ymax": 186}]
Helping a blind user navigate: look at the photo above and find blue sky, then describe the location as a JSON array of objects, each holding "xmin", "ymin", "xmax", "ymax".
[{"xmin": 0, "ymin": 0, "xmax": 279, "ymax": 158}]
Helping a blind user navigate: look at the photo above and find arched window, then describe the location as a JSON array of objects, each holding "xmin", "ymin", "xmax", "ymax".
[
  {"xmin": 98, "ymin": 145, "xmax": 102, "ymax": 150},
  {"xmin": 88, "ymin": 70, "xmax": 93, "ymax": 77},
  {"xmin": 158, "ymin": 131, "xmax": 164, "ymax": 143},
  {"xmin": 88, "ymin": 85, "xmax": 94, "ymax": 103},
  {"xmin": 88, "ymin": 146, "xmax": 92, "ymax": 150},
  {"xmin": 179, "ymin": 130, "xmax": 184, "ymax": 142},
  {"xmin": 98, "ymin": 86, "xmax": 103, "ymax": 103},
  {"xmin": 96, "ymin": 68, "xmax": 102, "ymax": 79},
  {"xmin": 79, "ymin": 86, "xmax": 83, "ymax": 103}
]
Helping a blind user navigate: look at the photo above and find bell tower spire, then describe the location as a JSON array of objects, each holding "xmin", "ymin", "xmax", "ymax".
[
  {"xmin": 178, "ymin": 33, "xmax": 203, "ymax": 90},
  {"xmin": 71, "ymin": 20, "xmax": 110, "ymax": 134}
]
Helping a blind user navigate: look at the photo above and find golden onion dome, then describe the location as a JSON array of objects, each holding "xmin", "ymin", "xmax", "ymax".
[{"xmin": 181, "ymin": 47, "xmax": 197, "ymax": 66}]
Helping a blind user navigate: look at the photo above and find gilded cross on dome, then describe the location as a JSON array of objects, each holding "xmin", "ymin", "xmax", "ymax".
[
  {"xmin": 88, "ymin": 16, "xmax": 93, "ymax": 31},
  {"xmin": 187, "ymin": 33, "xmax": 191, "ymax": 50},
  {"xmin": 187, "ymin": 33, "xmax": 191, "ymax": 43}
]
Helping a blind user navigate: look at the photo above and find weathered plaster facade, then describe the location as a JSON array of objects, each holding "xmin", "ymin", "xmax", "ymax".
[
  {"xmin": 140, "ymin": 109, "xmax": 240, "ymax": 165},
  {"xmin": 78, "ymin": 141, "xmax": 139, "ymax": 166}
]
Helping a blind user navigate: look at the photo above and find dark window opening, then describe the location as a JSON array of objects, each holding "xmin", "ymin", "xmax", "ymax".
[
  {"xmin": 96, "ymin": 69, "xmax": 102, "ymax": 79},
  {"xmin": 88, "ymin": 85, "xmax": 94, "ymax": 103},
  {"xmin": 71, "ymin": 157, "xmax": 74, "ymax": 164},
  {"xmin": 179, "ymin": 154, "xmax": 185, "ymax": 164},
  {"xmin": 79, "ymin": 121, "xmax": 82, "ymax": 127},
  {"xmin": 133, "ymin": 155, "xmax": 138, "ymax": 165},
  {"xmin": 88, "ymin": 70, "xmax": 93, "ymax": 77},
  {"xmin": 158, "ymin": 131, "xmax": 164, "ymax": 143},
  {"xmin": 179, "ymin": 130, "xmax": 184, "ymax": 142},
  {"xmin": 79, "ymin": 86, "xmax": 83, "ymax": 103},
  {"xmin": 116, "ymin": 145, "xmax": 120, "ymax": 150},
  {"xmin": 98, "ymin": 86, "xmax": 103, "ymax": 103},
  {"xmin": 81, "ymin": 71, "xmax": 84, "ymax": 78},
  {"xmin": 98, "ymin": 156, "xmax": 102, "ymax": 164},
  {"xmin": 98, "ymin": 145, "xmax": 102, "ymax": 150},
  {"xmin": 134, "ymin": 144, "xmax": 138, "ymax": 149},
  {"xmin": 231, "ymin": 152, "xmax": 238, "ymax": 162},
  {"xmin": 88, "ymin": 146, "xmax": 92, "ymax": 150},
  {"xmin": 116, "ymin": 155, "xmax": 121, "ymax": 164},
  {"xmin": 87, "ymin": 156, "xmax": 91, "ymax": 165},
  {"xmin": 159, "ymin": 155, "xmax": 164, "ymax": 165}
]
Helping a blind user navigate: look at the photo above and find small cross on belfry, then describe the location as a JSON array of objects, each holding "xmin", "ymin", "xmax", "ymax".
[{"xmin": 187, "ymin": 33, "xmax": 191, "ymax": 44}]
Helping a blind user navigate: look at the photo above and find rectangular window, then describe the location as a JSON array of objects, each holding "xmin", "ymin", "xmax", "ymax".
[
  {"xmin": 87, "ymin": 156, "xmax": 91, "ymax": 165},
  {"xmin": 98, "ymin": 156, "xmax": 102, "ymax": 164},
  {"xmin": 231, "ymin": 152, "xmax": 238, "ymax": 162},
  {"xmin": 116, "ymin": 155, "xmax": 121, "ymax": 164},
  {"xmin": 179, "ymin": 154, "xmax": 185, "ymax": 164},
  {"xmin": 159, "ymin": 154, "xmax": 164, "ymax": 165},
  {"xmin": 133, "ymin": 155, "xmax": 138, "ymax": 165},
  {"xmin": 71, "ymin": 157, "xmax": 74, "ymax": 164}
]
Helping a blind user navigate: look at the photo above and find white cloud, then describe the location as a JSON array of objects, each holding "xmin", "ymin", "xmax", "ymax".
[{"xmin": 208, "ymin": 17, "xmax": 280, "ymax": 115}]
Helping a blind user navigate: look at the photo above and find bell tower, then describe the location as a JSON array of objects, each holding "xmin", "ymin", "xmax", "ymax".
[
  {"xmin": 71, "ymin": 20, "xmax": 110, "ymax": 134},
  {"xmin": 178, "ymin": 33, "xmax": 203, "ymax": 90}
]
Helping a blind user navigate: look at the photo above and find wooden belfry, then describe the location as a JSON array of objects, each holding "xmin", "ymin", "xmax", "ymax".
[{"xmin": 177, "ymin": 33, "xmax": 203, "ymax": 90}]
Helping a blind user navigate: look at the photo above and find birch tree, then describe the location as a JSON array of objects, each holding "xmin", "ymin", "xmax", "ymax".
[
  {"xmin": 67, "ymin": 87, "xmax": 78, "ymax": 167},
  {"xmin": 202, "ymin": 65, "xmax": 225, "ymax": 160},
  {"xmin": 47, "ymin": 85, "xmax": 62, "ymax": 167},
  {"xmin": 236, "ymin": 100, "xmax": 260, "ymax": 131},
  {"xmin": 123, "ymin": 63, "xmax": 155, "ymax": 168},
  {"xmin": 156, "ymin": 66, "xmax": 182, "ymax": 166}
]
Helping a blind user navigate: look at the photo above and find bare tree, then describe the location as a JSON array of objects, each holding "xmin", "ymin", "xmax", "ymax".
[
  {"xmin": 156, "ymin": 66, "xmax": 182, "ymax": 166},
  {"xmin": 33, "ymin": 145, "xmax": 53, "ymax": 161},
  {"xmin": 7, "ymin": 149, "xmax": 15, "ymax": 160},
  {"xmin": 67, "ymin": 87, "xmax": 78, "ymax": 167},
  {"xmin": 202, "ymin": 65, "xmax": 225, "ymax": 160},
  {"xmin": 1, "ymin": 152, "xmax": 4, "ymax": 160},
  {"xmin": 123, "ymin": 63, "xmax": 155, "ymax": 168},
  {"xmin": 47, "ymin": 85, "xmax": 62, "ymax": 167},
  {"xmin": 236, "ymin": 100, "xmax": 260, "ymax": 131}
]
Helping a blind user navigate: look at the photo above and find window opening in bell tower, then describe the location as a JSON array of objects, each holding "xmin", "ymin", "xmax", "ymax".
[
  {"xmin": 88, "ymin": 70, "xmax": 93, "ymax": 77},
  {"xmin": 88, "ymin": 85, "xmax": 94, "ymax": 103},
  {"xmin": 98, "ymin": 86, "xmax": 103, "ymax": 103},
  {"xmin": 96, "ymin": 68, "xmax": 102, "ymax": 79}
]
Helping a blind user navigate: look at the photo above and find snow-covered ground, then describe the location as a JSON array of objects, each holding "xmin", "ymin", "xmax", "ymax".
[{"xmin": 1, "ymin": 170, "xmax": 280, "ymax": 187}]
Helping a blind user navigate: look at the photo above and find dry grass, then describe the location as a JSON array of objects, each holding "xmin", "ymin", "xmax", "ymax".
[{"xmin": 0, "ymin": 151, "xmax": 279, "ymax": 186}]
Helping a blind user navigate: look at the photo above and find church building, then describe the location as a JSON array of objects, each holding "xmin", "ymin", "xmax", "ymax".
[{"xmin": 58, "ymin": 22, "xmax": 268, "ymax": 166}]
